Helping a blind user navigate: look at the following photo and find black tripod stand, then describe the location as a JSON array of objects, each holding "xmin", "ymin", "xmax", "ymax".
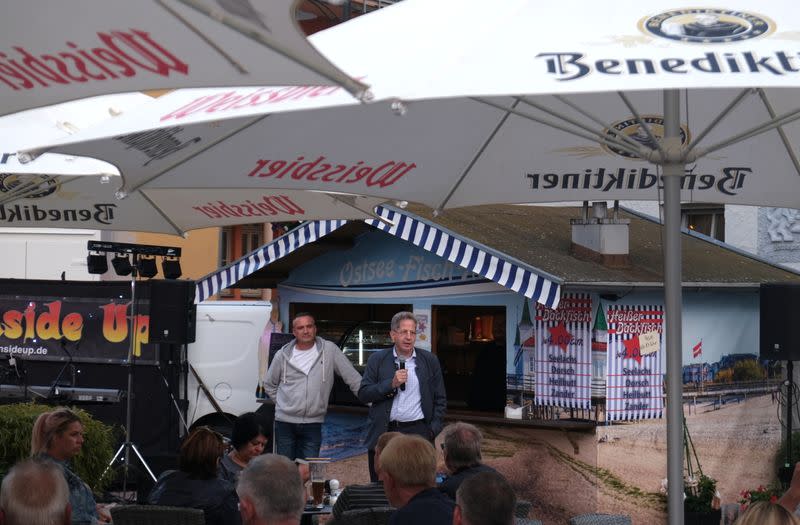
[{"xmin": 104, "ymin": 255, "xmax": 157, "ymax": 493}]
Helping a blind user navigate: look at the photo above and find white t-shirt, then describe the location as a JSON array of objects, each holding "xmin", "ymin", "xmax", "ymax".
[{"xmin": 290, "ymin": 343, "xmax": 319, "ymax": 375}]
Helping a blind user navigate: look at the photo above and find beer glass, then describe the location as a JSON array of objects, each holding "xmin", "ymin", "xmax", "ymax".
[{"xmin": 309, "ymin": 460, "xmax": 327, "ymax": 508}]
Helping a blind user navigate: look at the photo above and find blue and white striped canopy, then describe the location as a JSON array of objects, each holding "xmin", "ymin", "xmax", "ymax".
[{"xmin": 195, "ymin": 206, "xmax": 562, "ymax": 308}]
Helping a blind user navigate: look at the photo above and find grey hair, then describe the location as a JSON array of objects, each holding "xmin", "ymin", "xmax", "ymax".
[
  {"xmin": 456, "ymin": 471, "xmax": 516, "ymax": 525},
  {"xmin": 390, "ymin": 311, "xmax": 417, "ymax": 332},
  {"xmin": 237, "ymin": 454, "xmax": 305, "ymax": 522},
  {"xmin": 0, "ymin": 458, "xmax": 70, "ymax": 525},
  {"xmin": 442, "ymin": 422, "xmax": 483, "ymax": 471}
]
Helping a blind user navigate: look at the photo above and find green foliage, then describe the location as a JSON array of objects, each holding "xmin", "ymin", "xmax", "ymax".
[
  {"xmin": 684, "ymin": 474, "xmax": 717, "ymax": 513},
  {"xmin": 0, "ymin": 403, "xmax": 117, "ymax": 491},
  {"xmin": 731, "ymin": 359, "xmax": 766, "ymax": 381}
]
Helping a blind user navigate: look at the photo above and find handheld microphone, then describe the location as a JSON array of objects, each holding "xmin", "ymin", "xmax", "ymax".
[{"xmin": 398, "ymin": 357, "xmax": 406, "ymax": 391}]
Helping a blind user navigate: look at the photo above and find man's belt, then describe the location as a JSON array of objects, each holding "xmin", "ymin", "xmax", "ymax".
[{"xmin": 387, "ymin": 419, "xmax": 425, "ymax": 429}]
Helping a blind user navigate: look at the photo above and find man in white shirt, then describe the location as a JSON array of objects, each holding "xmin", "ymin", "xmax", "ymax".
[
  {"xmin": 358, "ymin": 311, "xmax": 447, "ymax": 481},
  {"xmin": 265, "ymin": 313, "xmax": 362, "ymax": 460}
]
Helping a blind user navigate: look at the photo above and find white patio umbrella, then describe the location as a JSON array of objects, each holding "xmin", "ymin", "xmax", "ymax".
[
  {"xmin": 16, "ymin": 3, "xmax": 800, "ymax": 521},
  {"xmin": 0, "ymin": 0, "xmax": 368, "ymax": 116}
]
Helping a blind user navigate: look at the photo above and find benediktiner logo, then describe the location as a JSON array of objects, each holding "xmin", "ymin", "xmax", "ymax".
[
  {"xmin": 640, "ymin": 9, "xmax": 774, "ymax": 43},
  {"xmin": 0, "ymin": 174, "xmax": 58, "ymax": 199},
  {"xmin": 602, "ymin": 116, "xmax": 691, "ymax": 159}
]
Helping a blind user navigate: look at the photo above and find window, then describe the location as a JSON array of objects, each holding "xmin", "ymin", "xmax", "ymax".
[
  {"xmin": 219, "ymin": 225, "xmax": 266, "ymax": 298},
  {"xmin": 682, "ymin": 204, "xmax": 725, "ymax": 241}
]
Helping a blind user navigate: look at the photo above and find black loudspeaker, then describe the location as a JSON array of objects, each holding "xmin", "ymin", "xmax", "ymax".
[
  {"xmin": 760, "ymin": 283, "xmax": 800, "ymax": 361},
  {"xmin": 148, "ymin": 280, "xmax": 196, "ymax": 344}
]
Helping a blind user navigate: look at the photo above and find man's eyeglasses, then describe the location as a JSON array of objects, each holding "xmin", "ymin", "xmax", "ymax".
[{"xmin": 392, "ymin": 329, "xmax": 417, "ymax": 337}]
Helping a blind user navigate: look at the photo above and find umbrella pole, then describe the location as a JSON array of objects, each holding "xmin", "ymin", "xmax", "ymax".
[{"xmin": 663, "ymin": 89, "xmax": 685, "ymax": 525}]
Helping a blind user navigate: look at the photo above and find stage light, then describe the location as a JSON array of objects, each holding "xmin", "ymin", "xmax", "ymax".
[
  {"xmin": 138, "ymin": 256, "xmax": 158, "ymax": 278},
  {"xmin": 86, "ymin": 252, "xmax": 108, "ymax": 274},
  {"xmin": 111, "ymin": 253, "xmax": 133, "ymax": 276},
  {"xmin": 161, "ymin": 256, "xmax": 182, "ymax": 279}
]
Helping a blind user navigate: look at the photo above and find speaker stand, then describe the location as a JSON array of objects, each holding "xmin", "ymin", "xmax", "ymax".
[{"xmin": 103, "ymin": 259, "xmax": 157, "ymax": 497}]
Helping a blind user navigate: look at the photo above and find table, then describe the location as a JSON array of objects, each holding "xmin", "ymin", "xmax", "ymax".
[{"xmin": 301, "ymin": 504, "xmax": 332, "ymax": 525}]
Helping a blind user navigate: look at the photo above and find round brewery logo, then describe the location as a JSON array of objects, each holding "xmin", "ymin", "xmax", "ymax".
[
  {"xmin": 0, "ymin": 173, "xmax": 59, "ymax": 199},
  {"xmin": 640, "ymin": 9, "xmax": 773, "ymax": 43},
  {"xmin": 603, "ymin": 116, "xmax": 690, "ymax": 159}
]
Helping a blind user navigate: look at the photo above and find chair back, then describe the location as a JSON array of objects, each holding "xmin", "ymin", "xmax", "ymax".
[
  {"xmin": 514, "ymin": 499, "xmax": 533, "ymax": 518},
  {"xmin": 568, "ymin": 513, "xmax": 632, "ymax": 525},
  {"xmin": 515, "ymin": 519, "xmax": 543, "ymax": 525},
  {"xmin": 339, "ymin": 506, "xmax": 395, "ymax": 525},
  {"xmin": 111, "ymin": 504, "xmax": 206, "ymax": 525}
]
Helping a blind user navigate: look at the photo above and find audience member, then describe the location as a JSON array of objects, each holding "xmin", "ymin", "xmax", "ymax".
[
  {"xmin": 0, "ymin": 458, "xmax": 71, "ymax": 525},
  {"xmin": 237, "ymin": 454, "xmax": 306, "ymax": 525},
  {"xmin": 219, "ymin": 413, "xmax": 269, "ymax": 484},
  {"xmin": 148, "ymin": 426, "xmax": 241, "ymax": 525},
  {"xmin": 331, "ymin": 432, "xmax": 401, "ymax": 520},
  {"xmin": 438, "ymin": 422, "xmax": 498, "ymax": 500},
  {"xmin": 454, "ymin": 471, "xmax": 516, "ymax": 525},
  {"xmin": 735, "ymin": 500, "xmax": 800, "ymax": 525},
  {"xmin": 379, "ymin": 434, "xmax": 454, "ymax": 525},
  {"xmin": 31, "ymin": 407, "xmax": 110, "ymax": 524}
]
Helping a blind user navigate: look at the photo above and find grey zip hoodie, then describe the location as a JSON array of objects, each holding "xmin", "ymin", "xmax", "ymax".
[{"xmin": 264, "ymin": 336, "xmax": 362, "ymax": 424}]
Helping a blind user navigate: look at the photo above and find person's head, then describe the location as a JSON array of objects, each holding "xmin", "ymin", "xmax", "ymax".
[
  {"xmin": 231, "ymin": 413, "xmax": 268, "ymax": 463},
  {"xmin": 237, "ymin": 454, "xmax": 305, "ymax": 525},
  {"xmin": 30, "ymin": 407, "xmax": 84, "ymax": 461},
  {"xmin": 374, "ymin": 431, "xmax": 402, "ymax": 475},
  {"xmin": 390, "ymin": 311, "xmax": 417, "ymax": 356},
  {"xmin": 291, "ymin": 313, "xmax": 317, "ymax": 350},
  {"xmin": 454, "ymin": 471, "xmax": 516, "ymax": 525},
  {"xmin": 441, "ymin": 422, "xmax": 483, "ymax": 472},
  {"xmin": 379, "ymin": 434, "xmax": 436, "ymax": 507},
  {"xmin": 735, "ymin": 501, "xmax": 800, "ymax": 525},
  {"xmin": 179, "ymin": 426, "xmax": 224, "ymax": 479},
  {"xmin": 0, "ymin": 458, "xmax": 71, "ymax": 525}
]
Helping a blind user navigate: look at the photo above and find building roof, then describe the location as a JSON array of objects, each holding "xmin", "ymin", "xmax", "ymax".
[
  {"xmin": 404, "ymin": 204, "xmax": 800, "ymax": 287},
  {"xmin": 225, "ymin": 204, "xmax": 800, "ymax": 291}
]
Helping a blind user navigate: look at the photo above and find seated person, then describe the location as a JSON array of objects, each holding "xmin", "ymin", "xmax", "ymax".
[
  {"xmin": 735, "ymin": 500, "xmax": 800, "ymax": 525},
  {"xmin": 437, "ymin": 422, "xmax": 497, "ymax": 500},
  {"xmin": 31, "ymin": 407, "xmax": 111, "ymax": 524},
  {"xmin": 454, "ymin": 471, "xmax": 516, "ymax": 525},
  {"xmin": 0, "ymin": 458, "xmax": 72, "ymax": 525},
  {"xmin": 379, "ymin": 434, "xmax": 454, "ymax": 525},
  {"xmin": 237, "ymin": 455, "xmax": 306, "ymax": 525},
  {"xmin": 219, "ymin": 413, "xmax": 269, "ymax": 484},
  {"xmin": 331, "ymin": 432, "xmax": 400, "ymax": 520},
  {"xmin": 148, "ymin": 426, "xmax": 241, "ymax": 525}
]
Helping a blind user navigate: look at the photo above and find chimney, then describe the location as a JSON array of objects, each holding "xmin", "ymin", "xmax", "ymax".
[{"xmin": 570, "ymin": 201, "xmax": 630, "ymax": 268}]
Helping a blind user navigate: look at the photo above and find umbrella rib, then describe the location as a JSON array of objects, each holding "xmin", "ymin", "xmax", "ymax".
[
  {"xmin": 756, "ymin": 89, "xmax": 800, "ymax": 179},
  {"xmin": 434, "ymin": 98, "xmax": 521, "ymax": 212},
  {"xmin": 124, "ymin": 115, "xmax": 271, "ymax": 195},
  {"xmin": 473, "ymin": 97, "xmax": 647, "ymax": 159},
  {"xmin": 515, "ymin": 96, "xmax": 646, "ymax": 156},
  {"xmin": 170, "ymin": 0, "xmax": 370, "ymax": 99},
  {"xmin": 617, "ymin": 91, "xmax": 669, "ymax": 161},
  {"xmin": 552, "ymin": 94, "xmax": 647, "ymax": 153},
  {"xmin": 682, "ymin": 89, "xmax": 752, "ymax": 161},
  {"xmin": 698, "ymin": 107, "xmax": 800, "ymax": 158},
  {"xmin": 325, "ymin": 193, "xmax": 392, "ymax": 224},
  {"xmin": 139, "ymin": 190, "xmax": 186, "ymax": 236}
]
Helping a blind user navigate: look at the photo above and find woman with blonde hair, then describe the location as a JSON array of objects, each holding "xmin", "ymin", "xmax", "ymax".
[
  {"xmin": 734, "ymin": 501, "xmax": 800, "ymax": 525},
  {"xmin": 148, "ymin": 426, "xmax": 241, "ymax": 525},
  {"xmin": 30, "ymin": 407, "xmax": 111, "ymax": 524}
]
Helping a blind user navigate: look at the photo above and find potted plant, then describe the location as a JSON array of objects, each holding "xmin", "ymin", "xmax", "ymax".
[{"xmin": 684, "ymin": 474, "xmax": 722, "ymax": 525}]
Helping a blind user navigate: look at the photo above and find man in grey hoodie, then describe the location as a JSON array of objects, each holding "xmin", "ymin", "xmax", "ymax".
[{"xmin": 265, "ymin": 313, "xmax": 362, "ymax": 460}]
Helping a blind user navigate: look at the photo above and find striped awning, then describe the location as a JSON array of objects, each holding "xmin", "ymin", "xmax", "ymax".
[
  {"xmin": 365, "ymin": 206, "xmax": 562, "ymax": 309},
  {"xmin": 195, "ymin": 207, "xmax": 562, "ymax": 308},
  {"xmin": 195, "ymin": 220, "xmax": 348, "ymax": 302}
]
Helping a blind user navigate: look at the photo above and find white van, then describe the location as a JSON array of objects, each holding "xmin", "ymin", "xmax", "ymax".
[{"xmin": 186, "ymin": 301, "xmax": 272, "ymax": 435}]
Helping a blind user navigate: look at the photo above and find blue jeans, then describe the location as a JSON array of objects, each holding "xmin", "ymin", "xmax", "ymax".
[{"xmin": 274, "ymin": 421, "xmax": 322, "ymax": 460}]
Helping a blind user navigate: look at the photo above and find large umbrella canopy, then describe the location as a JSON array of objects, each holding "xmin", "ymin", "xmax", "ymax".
[
  {"xmin": 15, "ymin": 3, "xmax": 800, "ymax": 522},
  {"xmin": 0, "ymin": 0, "xmax": 368, "ymax": 116}
]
